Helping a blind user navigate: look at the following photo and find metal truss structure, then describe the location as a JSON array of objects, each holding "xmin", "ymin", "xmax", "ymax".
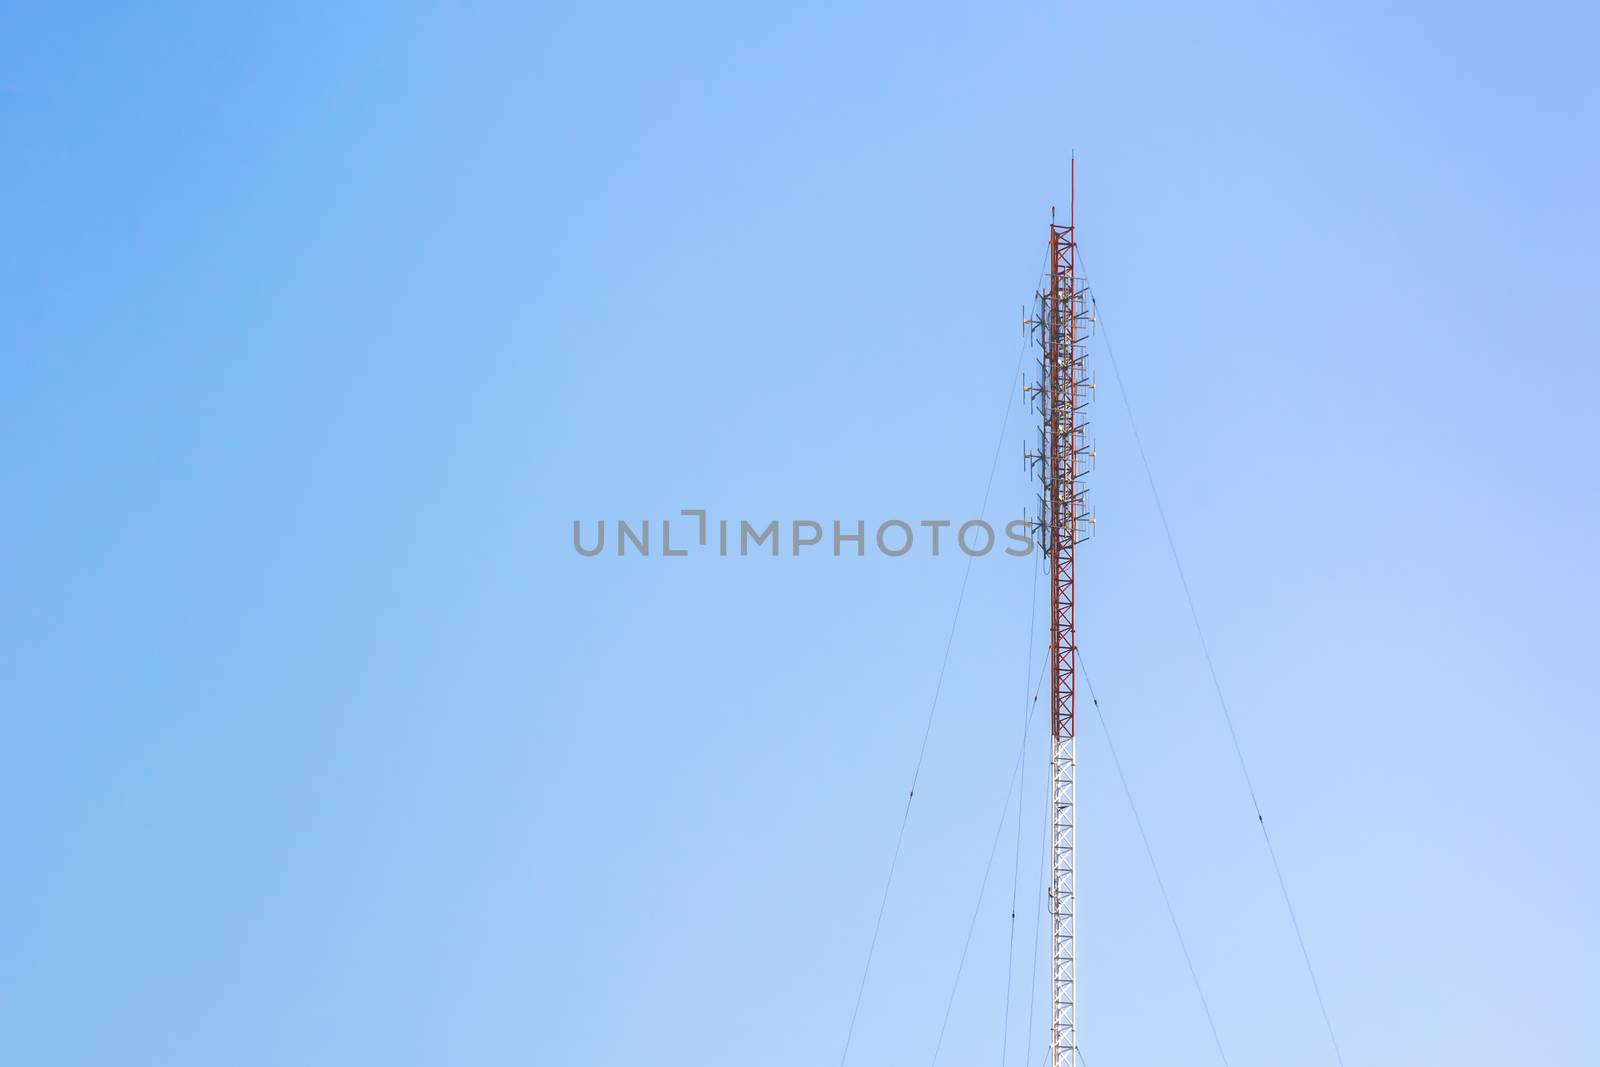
[{"xmin": 1026, "ymin": 162, "xmax": 1092, "ymax": 1067}]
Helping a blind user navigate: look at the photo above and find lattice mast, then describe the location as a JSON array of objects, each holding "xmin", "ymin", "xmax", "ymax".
[{"xmin": 1027, "ymin": 161, "xmax": 1091, "ymax": 1067}]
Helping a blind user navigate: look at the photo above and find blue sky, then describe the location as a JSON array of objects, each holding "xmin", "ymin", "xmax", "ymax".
[{"xmin": 3, "ymin": 2, "xmax": 1597, "ymax": 1064}]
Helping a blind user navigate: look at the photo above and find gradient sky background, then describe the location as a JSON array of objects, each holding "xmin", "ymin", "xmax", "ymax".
[{"xmin": 4, "ymin": 2, "xmax": 1598, "ymax": 1064}]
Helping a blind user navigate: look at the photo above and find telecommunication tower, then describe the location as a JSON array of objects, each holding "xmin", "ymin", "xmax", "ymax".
[{"xmin": 1026, "ymin": 160, "xmax": 1092, "ymax": 1067}]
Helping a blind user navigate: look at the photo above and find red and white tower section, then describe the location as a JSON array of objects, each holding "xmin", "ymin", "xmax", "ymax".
[{"xmin": 1027, "ymin": 164, "xmax": 1092, "ymax": 1067}]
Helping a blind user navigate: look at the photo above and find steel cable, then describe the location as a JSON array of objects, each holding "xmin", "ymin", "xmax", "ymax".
[
  {"xmin": 930, "ymin": 656, "xmax": 1051, "ymax": 1066},
  {"xmin": 837, "ymin": 317, "xmax": 1035, "ymax": 1067},
  {"xmin": 1080, "ymin": 655, "xmax": 1233, "ymax": 1067},
  {"xmin": 1082, "ymin": 265, "xmax": 1347, "ymax": 1067}
]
